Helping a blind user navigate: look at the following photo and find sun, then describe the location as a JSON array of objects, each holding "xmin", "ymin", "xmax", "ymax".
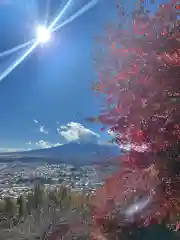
[{"xmin": 36, "ymin": 25, "xmax": 51, "ymax": 43}]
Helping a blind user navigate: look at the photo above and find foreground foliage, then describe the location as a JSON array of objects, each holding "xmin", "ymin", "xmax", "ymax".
[
  {"xmin": 0, "ymin": 184, "xmax": 93, "ymax": 239},
  {"xmin": 89, "ymin": 0, "xmax": 180, "ymax": 239}
]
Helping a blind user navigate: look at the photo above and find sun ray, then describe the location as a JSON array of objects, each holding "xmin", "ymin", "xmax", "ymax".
[
  {"xmin": 36, "ymin": 25, "xmax": 51, "ymax": 43},
  {"xmin": 0, "ymin": 40, "xmax": 38, "ymax": 82},
  {"xmin": 0, "ymin": 40, "xmax": 34, "ymax": 58},
  {"xmin": 0, "ymin": 0, "xmax": 99, "ymax": 82},
  {"xmin": 48, "ymin": 0, "xmax": 73, "ymax": 30},
  {"xmin": 44, "ymin": 0, "xmax": 51, "ymax": 26},
  {"xmin": 0, "ymin": 0, "xmax": 74, "ymax": 82},
  {"xmin": 52, "ymin": 0, "xmax": 99, "ymax": 33}
]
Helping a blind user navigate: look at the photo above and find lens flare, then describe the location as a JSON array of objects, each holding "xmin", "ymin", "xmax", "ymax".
[
  {"xmin": 125, "ymin": 196, "xmax": 151, "ymax": 217},
  {"xmin": 0, "ymin": 40, "xmax": 34, "ymax": 58},
  {"xmin": 0, "ymin": 0, "xmax": 100, "ymax": 82},
  {"xmin": 0, "ymin": 41, "xmax": 38, "ymax": 82},
  {"xmin": 36, "ymin": 25, "xmax": 51, "ymax": 43},
  {"xmin": 52, "ymin": 0, "xmax": 99, "ymax": 32},
  {"xmin": 48, "ymin": 0, "xmax": 73, "ymax": 30}
]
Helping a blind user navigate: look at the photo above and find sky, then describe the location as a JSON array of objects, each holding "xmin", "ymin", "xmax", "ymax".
[{"xmin": 0, "ymin": 0, "xmax": 170, "ymax": 152}]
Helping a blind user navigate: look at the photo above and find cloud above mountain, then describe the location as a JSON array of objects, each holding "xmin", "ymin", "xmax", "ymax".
[
  {"xmin": 22, "ymin": 121, "xmax": 101, "ymax": 151},
  {"xmin": 57, "ymin": 122, "xmax": 100, "ymax": 143},
  {"xmin": 35, "ymin": 140, "xmax": 62, "ymax": 149}
]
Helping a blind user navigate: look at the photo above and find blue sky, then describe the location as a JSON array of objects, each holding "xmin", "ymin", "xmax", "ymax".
[
  {"xmin": 0, "ymin": 0, "xmax": 118, "ymax": 152},
  {"xmin": 0, "ymin": 0, "xmax": 170, "ymax": 152}
]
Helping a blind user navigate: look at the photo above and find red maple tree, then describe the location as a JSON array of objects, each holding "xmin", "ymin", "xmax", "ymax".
[{"xmin": 90, "ymin": 1, "xmax": 180, "ymax": 239}]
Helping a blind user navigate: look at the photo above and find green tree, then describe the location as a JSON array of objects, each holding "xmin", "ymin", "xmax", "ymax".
[
  {"xmin": 4, "ymin": 197, "xmax": 17, "ymax": 229},
  {"xmin": 0, "ymin": 199, "xmax": 5, "ymax": 214},
  {"xmin": 17, "ymin": 195, "xmax": 27, "ymax": 220},
  {"xmin": 33, "ymin": 183, "xmax": 45, "ymax": 209},
  {"xmin": 26, "ymin": 193, "xmax": 34, "ymax": 215},
  {"xmin": 60, "ymin": 186, "xmax": 71, "ymax": 209},
  {"xmin": 56, "ymin": 186, "xmax": 68, "ymax": 207}
]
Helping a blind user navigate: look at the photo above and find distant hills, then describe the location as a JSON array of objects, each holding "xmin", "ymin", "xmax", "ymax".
[{"xmin": 0, "ymin": 142, "xmax": 120, "ymax": 164}]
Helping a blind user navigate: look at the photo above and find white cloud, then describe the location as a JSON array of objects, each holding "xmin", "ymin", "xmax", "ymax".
[
  {"xmin": 107, "ymin": 129, "xmax": 148, "ymax": 152},
  {"xmin": 36, "ymin": 140, "xmax": 51, "ymax": 149},
  {"xmin": 121, "ymin": 143, "xmax": 149, "ymax": 152},
  {"xmin": 0, "ymin": 148, "xmax": 32, "ymax": 153},
  {"xmin": 60, "ymin": 125, "xmax": 68, "ymax": 130},
  {"xmin": 33, "ymin": 119, "xmax": 48, "ymax": 135},
  {"xmin": 108, "ymin": 129, "xmax": 116, "ymax": 137},
  {"xmin": 39, "ymin": 125, "xmax": 48, "ymax": 135},
  {"xmin": 57, "ymin": 122, "xmax": 100, "ymax": 143},
  {"xmin": 53, "ymin": 142, "xmax": 62, "ymax": 147},
  {"xmin": 36, "ymin": 140, "xmax": 62, "ymax": 149},
  {"xmin": 33, "ymin": 119, "xmax": 38, "ymax": 124}
]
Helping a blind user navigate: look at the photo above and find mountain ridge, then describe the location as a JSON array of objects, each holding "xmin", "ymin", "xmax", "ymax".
[{"xmin": 0, "ymin": 142, "xmax": 120, "ymax": 164}]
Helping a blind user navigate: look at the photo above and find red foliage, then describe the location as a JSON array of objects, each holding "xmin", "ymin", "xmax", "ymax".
[{"xmin": 91, "ymin": 1, "xmax": 180, "ymax": 238}]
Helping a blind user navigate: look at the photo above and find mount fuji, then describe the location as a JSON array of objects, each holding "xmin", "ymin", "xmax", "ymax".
[{"xmin": 0, "ymin": 142, "xmax": 120, "ymax": 164}]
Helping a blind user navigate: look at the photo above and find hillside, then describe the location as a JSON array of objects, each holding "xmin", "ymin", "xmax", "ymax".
[{"xmin": 0, "ymin": 142, "xmax": 120, "ymax": 164}]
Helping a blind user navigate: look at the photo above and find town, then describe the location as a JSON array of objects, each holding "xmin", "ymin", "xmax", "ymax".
[{"xmin": 0, "ymin": 161, "xmax": 116, "ymax": 199}]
